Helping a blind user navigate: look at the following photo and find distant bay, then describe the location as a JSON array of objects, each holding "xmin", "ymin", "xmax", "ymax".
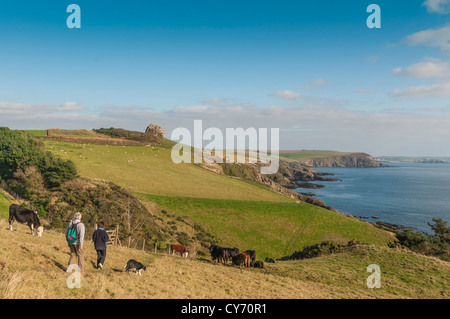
[{"xmin": 295, "ymin": 162, "xmax": 450, "ymax": 233}]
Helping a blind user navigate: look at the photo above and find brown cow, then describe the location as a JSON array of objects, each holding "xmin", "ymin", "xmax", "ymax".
[
  {"xmin": 233, "ymin": 253, "xmax": 250, "ymax": 268},
  {"xmin": 171, "ymin": 244, "xmax": 189, "ymax": 258}
]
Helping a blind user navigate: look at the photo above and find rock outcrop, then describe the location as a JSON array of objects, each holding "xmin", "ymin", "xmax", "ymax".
[{"xmin": 145, "ymin": 123, "xmax": 165, "ymax": 140}]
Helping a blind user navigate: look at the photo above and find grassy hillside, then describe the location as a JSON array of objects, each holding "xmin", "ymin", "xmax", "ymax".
[
  {"xmin": 0, "ymin": 219, "xmax": 448, "ymax": 299},
  {"xmin": 41, "ymin": 140, "xmax": 394, "ymax": 256},
  {"xmin": 141, "ymin": 194, "xmax": 393, "ymax": 259},
  {"xmin": 0, "ymin": 191, "xmax": 11, "ymax": 219},
  {"xmin": 280, "ymin": 150, "xmax": 352, "ymax": 162},
  {"xmin": 43, "ymin": 140, "xmax": 289, "ymax": 202},
  {"xmin": 24, "ymin": 130, "xmax": 47, "ymax": 137}
]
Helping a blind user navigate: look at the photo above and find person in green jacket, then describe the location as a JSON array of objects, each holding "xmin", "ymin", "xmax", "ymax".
[{"xmin": 66, "ymin": 212, "xmax": 85, "ymax": 274}]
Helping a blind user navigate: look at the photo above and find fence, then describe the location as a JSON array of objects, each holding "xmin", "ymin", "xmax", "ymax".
[
  {"xmin": 107, "ymin": 226, "xmax": 121, "ymax": 246},
  {"xmin": 0, "ymin": 180, "xmax": 36, "ymax": 211}
]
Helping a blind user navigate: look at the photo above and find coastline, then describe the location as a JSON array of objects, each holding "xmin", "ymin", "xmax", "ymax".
[{"xmin": 292, "ymin": 162, "xmax": 430, "ymax": 233}]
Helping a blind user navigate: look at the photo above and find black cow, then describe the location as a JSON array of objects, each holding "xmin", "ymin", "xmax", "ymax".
[
  {"xmin": 244, "ymin": 250, "xmax": 256, "ymax": 263},
  {"xmin": 209, "ymin": 244, "xmax": 226, "ymax": 264},
  {"xmin": 9, "ymin": 204, "xmax": 43, "ymax": 237},
  {"xmin": 251, "ymin": 261, "xmax": 264, "ymax": 269},
  {"xmin": 264, "ymin": 257, "xmax": 275, "ymax": 264},
  {"xmin": 223, "ymin": 247, "xmax": 240, "ymax": 264}
]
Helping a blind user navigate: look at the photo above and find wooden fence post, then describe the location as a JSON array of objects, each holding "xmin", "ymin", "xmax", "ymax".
[{"xmin": 115, "ymin": 225, "xmax": 119, "ymax": 246}]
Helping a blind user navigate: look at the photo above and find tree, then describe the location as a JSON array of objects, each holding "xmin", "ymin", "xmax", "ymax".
[
  {"xmin": 428, "ymin": 218, "xmax": 450, "ymax": 245},
  {"xmin": 0, "ymin": 128, "xmax": 78, "ymax": 191}
]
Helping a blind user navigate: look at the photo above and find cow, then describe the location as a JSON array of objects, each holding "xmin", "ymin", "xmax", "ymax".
[
  {"xmin": 9, "ymin": 204, "xmax": 43, "ymax": 237},
  {"xmin": 223, "ymin": 247, "xmax": 240, "ymax": 264},
  {"xmin": 209, "ymin": 244, "xmax": 226, "ymax": 264},
  {"xmin": 265, "ymin": 257, "xmax": 276, "ymax": 264},
  {"xmin": 233, "ymin": 253, "xmax": 250, "ymax": 269},
  {"xmin": 244, "ymin": 250, "xmax": 256, "ymax": 263},
  {"xmin": 171, "ymin": 244, "xmax": 189, "ymax": 258},
  {"xmin": 251, "ymin": 261, "xmax": 264, "ymax": 269}
]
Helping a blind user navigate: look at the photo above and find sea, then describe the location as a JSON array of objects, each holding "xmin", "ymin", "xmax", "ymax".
[{"xmin": 294, "ymin": 162, "xmax": 450, "ymax": 233}]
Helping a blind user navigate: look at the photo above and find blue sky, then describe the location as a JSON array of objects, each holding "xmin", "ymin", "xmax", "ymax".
[{"xmin": 1, "ymin": 0, "xmax": 450, "ymax": 156}]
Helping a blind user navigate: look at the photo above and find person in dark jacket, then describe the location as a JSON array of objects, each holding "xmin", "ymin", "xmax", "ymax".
[{"xmin": 92, "ymin": 222, "xmax": 109, "ymax": 269}]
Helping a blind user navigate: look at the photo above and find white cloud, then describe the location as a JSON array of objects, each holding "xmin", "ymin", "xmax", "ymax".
[
  {"xmin": 0, "ymin": 101, "xmax": 87, "ymax": 114},
  {"xmin": 2, "ymin": 99, "xmax": 450, "ymax": 156},
  {"xmin": 404, "ymin": 25, "xmax": 450, "ymax": 55},
  {"xmin": 391, "ymin": 82, "xmax": 450, "ymax": 98},
  {"xmin": 0, "ymin": 101, "xmax": 31, "ymax": 110},
  {"xmin": 271, "ymin": 90, "xmax": 302, "ymax": 100},
  {"xmin": 202, "ymin": 97, "xmax": 236, "ymax": 106},
  {"xmin": 302, "ymin": 78, "xmax": 331, "ymax": 90},
  {"xmin": 423, "ymin": 0, "xmax": 450, "ymax": 14},
  {"xmin": 172, "ymin": 105, "xmax": 220, "ymax": 114},
  {"xmin": 392, "ymin": 57, "xmax": 450, "ymax": 78},
  {"xmin": 56, "ymin": 102, "xmax": 86, "ymax": 112}
]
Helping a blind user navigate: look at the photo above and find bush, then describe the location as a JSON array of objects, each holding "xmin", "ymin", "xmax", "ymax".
[
  {"xmin": 279, "ymin": 241, "xmax": 344, "ymax": 261},
  {"xmin": 395, "ymin": 218, "xmax": 450, "ymax": 261},
  {"xmin": 177, "ymin": 232, "xmax": 190, "ymax": 246},
  {"xmin": 396, "ymin": 230, "xmax": 428, "ymax": 249},
  {"xmin": 37, "ymin": 205, "xmax": 48, "ymax": 218},
  {"xmin": 50, "ymin": 218, "xmax": 63, "ymax": 229},
  {"xmin": 0, "ymin": 128, "xmax": 78, "ymax": 190}
]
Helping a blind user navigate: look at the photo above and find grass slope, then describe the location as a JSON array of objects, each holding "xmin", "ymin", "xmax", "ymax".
[
  {"xmin": 142, "ymin": 194, "xmax": 393, "ymax": 259},
  {"xmin": 0, "ymin": 191, "xmax": 11, "ymax": 220},
  {"xmin": 43, "ymin": 140, "xmax": 289, "ymax": 202},
  {"xmin": 41, "ymin": 140, "xmax": 394, "ymax": 258},
  {"xmin": 0, "ymin": 220, "xmax": 448, "ymax": 299}
]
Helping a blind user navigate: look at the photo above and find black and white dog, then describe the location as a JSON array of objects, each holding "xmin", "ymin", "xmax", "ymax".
[{"xmin": 124, "ymin": 259, "xmax": 146, "ymax": 276}]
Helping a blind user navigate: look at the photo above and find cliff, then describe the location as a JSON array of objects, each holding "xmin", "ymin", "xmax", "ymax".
[
  {"xmin": 299, "ymin": 153, "xmax": 383, "ymax": 168},
  {"xmin": 198, "ymin": 161, "xmax": 339, "ymax": 213}
]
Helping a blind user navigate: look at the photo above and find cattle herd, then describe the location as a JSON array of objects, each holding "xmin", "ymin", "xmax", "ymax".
[
  {"xmin": 208, "ymin": 244, "xmax": 268, "ymax": 269},
  {"xmin": 171, "ymin": 243, "xmax": 267, "ymax": 269},
  {"xmin": 7, "ymin": 203, "xmax": 273, "ymax": 273}
]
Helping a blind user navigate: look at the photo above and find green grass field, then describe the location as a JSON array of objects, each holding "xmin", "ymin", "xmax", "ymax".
[
  {"xmin": 0, "ymin": 191, "xmax": 11, "ymax": 219},
  {"xmin": 141, "ymin": 194, "xmax": 393, "ymax": 259},
  {"xmin": 24, "ymin": 130, "xmax": 47, "ymax": 137},
  {"xmin": 279, "ymin": 150, "xmax": 353, "ymax": 162},
  {"xmin": 43, "ymin": 140, "xmax": 290, "ymax": 202},
  {"xmin": 40, "ymin": 140, "xmax": 396, "ymax": 259}
]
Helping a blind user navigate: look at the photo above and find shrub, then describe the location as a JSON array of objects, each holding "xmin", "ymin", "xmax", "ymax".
[
  {"xmin": 50, "ymin": 218, "xmax": 63, "ymax": 229},
  {"xmin": 396, "ymin": 230, "xmax": 428, "ymax": 249},
  {"xmin": 37, "ymin": 205, "xmax": 48, "ymax": 218},
  {"xmin": 279, "ymin": 241, "xmax": 344, "ymax": 261},
  {"xmin": 0, "ymin": 128, "xmax": 78, "ymax": 190},
  {"xmin": 395, "ymin": 218, "xmax": 450, "ymax": 261},
  {"xmin": 177, "ymin": 232, "xmax": 190, "ymax": 246}
]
